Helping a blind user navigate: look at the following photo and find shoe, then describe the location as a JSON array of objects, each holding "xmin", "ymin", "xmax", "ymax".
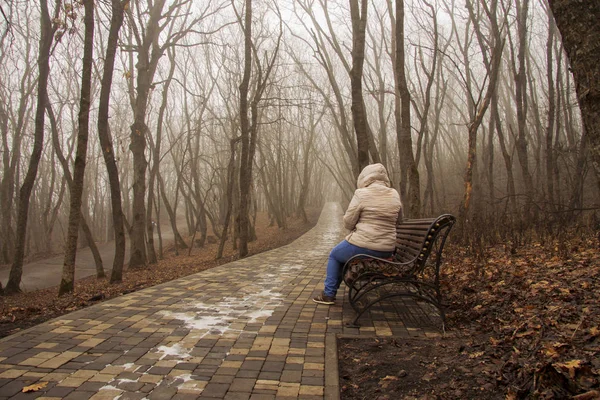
[{"xmin": 313, "ymin": 292, "xmax": 335, "ymax": 305}]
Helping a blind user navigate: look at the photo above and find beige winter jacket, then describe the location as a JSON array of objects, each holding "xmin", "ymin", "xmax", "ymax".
[{"xmin": 344, "ymin": 163, "xmax": 402, "ymax": 252}]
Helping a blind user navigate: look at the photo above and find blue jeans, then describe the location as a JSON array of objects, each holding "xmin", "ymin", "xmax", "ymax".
[{"xmin": 323, "ymin": 240, "xmax": 393, "ymax": 298}]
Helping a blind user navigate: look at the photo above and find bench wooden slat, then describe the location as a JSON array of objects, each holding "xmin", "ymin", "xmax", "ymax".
[
  {"xmin": 397, "ymin": 235, "xmax": 430, "ymax": 244},
  {"xmin": 394, "ymin": 242, "xmax": 421, "ymax": 256},
  {"xmin": 398, "ymin": 224, "xmax": 433, "ymax": 230},
  {"xmin": 396, "ymin": 235, "xmax": 429, "ymax": 247},
  {"xmin": 395, "ymin": 244, "xmax": 420, "ymax": 255},
  {"xmin": 398, "ymin": 224, "xmax": 432, "ymax": 231},
  {"xmin": 396, "ymin": 236, "xmax": 423, "ymax": 246},
  {"xmin": 395, "ymin": 252, "xmax": 417, "ymax": 263},
  {"xmin": 397, "ymin": 226, "xmax": 432, "ymax": 234},
  {"xmin": 398, "ymin": 220, "xmax": 437, "ymax": 226}
]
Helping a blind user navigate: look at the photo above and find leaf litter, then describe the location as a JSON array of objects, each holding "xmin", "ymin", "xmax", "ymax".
[{"xmin": 338, "ymin": 235, "xmax": 600, "ymax": 399}]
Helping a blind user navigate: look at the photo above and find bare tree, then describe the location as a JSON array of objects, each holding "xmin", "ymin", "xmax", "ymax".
[
  {"xmin": 97, "ymin": 0, "xmax": 128, "ymax": 283},
  {"xmin": 236, "ymin": 0, "xmax": 282, "ymax": 257},
  {"xmin": 458, "ymin": 0, "xmax": 505, "ymax": 236},
  {"xmin": 544, "ymin": 5, "xmax": 557, "ymax": 212},
  {"xmin": 349, "ymin": 0, "xmax": 370, "ymax": 171},
  {"xmin": 47, "ymin": 101, "xmax": 104, "ymax": 281},
  {"xmin": 125, "ymin": 0, "xmax": 226, "ymax": 268},
  {"xmin": 510, "ymin": 0, "xmax": 534, "ymax": 222},
  {"xmin": 59, "ymin": 0, "xmax": 95, "ymax": 296},
  {"xmin": 126, "ymin": 0, "xmax": 167, "ymax": 268},
  {"xmin": 0, "ymin": 10, "xmax": 36, "ymax": 268},
  {"xmin": 5, "ymin": 0, "xmax": 60, "ymax": 294},
  {"xmin": 146, "ymin": 46, "xmax": 177, "ymax": 264},
  {"xmin": 389, "ymin": 0, "xmax": 420, "ymax": 217}
]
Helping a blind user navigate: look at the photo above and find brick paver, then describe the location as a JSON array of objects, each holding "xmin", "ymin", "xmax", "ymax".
[{"xmin": 0, "ymin": 203, "xmax": 441, "ymax": 399}]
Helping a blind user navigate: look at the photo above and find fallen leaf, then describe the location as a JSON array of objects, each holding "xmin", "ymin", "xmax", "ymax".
[
  {"xmin": 570, "ymin": 390, "xmax": 600, "ymax": 400},
  {"xmin": 22, "ymin": 382, "xmax": 48, "ymax": 393},
  {"xmin": 516, "ymin": 329, "xmax": 536, "ymax": 338},
  {"xmin": 421, "ymin": 372, "xmax": 435, "ymax": 381},
  {"xmin": 555, "ymin": 359, "xmax": 584, "ymax": 379},
  {"xmin": 469, "ymin": 351, "xmax": 484, "ymax": 359},
  {"xmin": 543, "ymin": 347, "xmax": 559, "ymax": 358},
  {"xmin": 380, "ymin": 375, "xmax": 399, "ymax": 383}
]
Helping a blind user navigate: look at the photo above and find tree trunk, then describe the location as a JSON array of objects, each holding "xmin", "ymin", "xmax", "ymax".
[
  {"xmin": 513, "ymin": 0, "xmax": 534, "ymax": 222},
  {"xmin": 349, "ymin": 0, "xmax": 370, "ymax": 172},
  {"xmin": 98, "ymin": 0, "xmax": 127, "ymax": 284},
  {"xmin": 5, "ymin": 0, "xmax": 58, "ymax": 294},
  {"xmin": 548, "ymin": 1, "xmax": 600, "ymax": 192},
  {"xmin": 569, "ymin": 129, "xmax": 588, "ymax": 214},
  {"xmin": 494, "ymin": 96, "xmax": 517, "ymax": 216},
  {"xmin": 59, "ymin": 0, "xmax": 95, "ymax": 296},
  {"xmin": 394, "ymin": 0, "xmax": 420, "ymax": 217},
  {"xmin": 129, "ymin": 0, "xmax": 167, "ymax": 269},
  {"xmin": 546, "ymin": 8, "xmax": 556, "ymax": 212},
  {"xmin": 238, "ymin": 0, "xmax": 253, "ymax": 258},
  {"xmin": 296, "ymin": 114, "xmax": 317, "ymax": 223},
  {"xmin": 217, "ymin": 136, "xmax": 240, "ymax": 260},
  {"xmin": 146, "ymin": 48, "xmax": 176, "ymax": 264},
  {"xmin": 157, "ymin": 172, "xmax": 188, "ymax": 250},
  {"xmin": 0, "ymin": 102, "xmax": 16, "ymax": 267},
  {"xmin": 0, "ymin": 31, "xmax": 35, "ymax": 268},
  {"xmin": 48, "ymin": 100, "xmax": 104, "ymax": 279},
  {"xmin": 458, "ymin": 33, "xmax": 504, "ymax": 236}
]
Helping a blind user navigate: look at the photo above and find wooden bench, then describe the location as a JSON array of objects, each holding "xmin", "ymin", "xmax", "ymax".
[{"xmin": 342, "ymin": 214, "xmax": 456, "ymax": 329}]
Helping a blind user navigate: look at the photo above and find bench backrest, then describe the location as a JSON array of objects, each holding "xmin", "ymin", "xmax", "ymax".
[{"xmin": 394, "ymin": 214, "xmax": 456, "ymax": 269}]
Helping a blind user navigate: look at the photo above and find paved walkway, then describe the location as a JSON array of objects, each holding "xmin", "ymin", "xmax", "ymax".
[
  {"xmin": 0, "ymin": 203, "xmax": 441, "ymax": 400},
  {"xmin": 0, "ymin": 216, "xmax": 184, "ymax": 291}
]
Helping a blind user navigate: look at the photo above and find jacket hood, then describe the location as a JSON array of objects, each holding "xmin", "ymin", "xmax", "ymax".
[{"xmin": 357, "ymin": 163, "xmax": 390, "ymax": 188}]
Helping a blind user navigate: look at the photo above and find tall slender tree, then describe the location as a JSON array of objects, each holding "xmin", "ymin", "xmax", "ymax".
[
  {"xmin": 458, "ymin": 0, "xmax": 505, "ymax": 235},
  {"xmin": 392, "ymin": 0, "xmax": 420, "ymax": 217},
  {"xmin": 47, "ymin": 101, "xmax": 104, "ymax": 280},
  {"xmin": 237, "ymin": 0, "xmax": 253, "ymax": 258},
  {"xmin": 237, "ymin": 0, "xmax": 281, "ymax": 257},
  {"xmin": 349, "ymin": 0, "xmax": 370, "ymax": 172},
  {"xmin": 127, "ymin": 0, "xmax": 167, "ymax": 268},
  {"xmin": 5, "ymin": 0, "xmax": 59, "ymax": 294},
  {"xmin": 97, "ymin": 0, "xmax": 128, "ymax": 283},
  {"xmin": 512, "ymin": 0, "xmax": 534, "ymax": 221},
  {"xmin": 58, "ymin": 0, "xmax": 94, "ymax": 296}
]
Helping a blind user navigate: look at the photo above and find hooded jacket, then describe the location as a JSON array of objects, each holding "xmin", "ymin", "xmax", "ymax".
[{"xmin": 343, "ymin": 163, "xmax": 402, "ymax": 252}]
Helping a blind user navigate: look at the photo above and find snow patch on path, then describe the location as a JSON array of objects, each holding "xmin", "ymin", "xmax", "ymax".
[
  {"xmin": 156, "ymin": 343, "xmax": 192, "ymax": 360},
  {"xmin": 159, "ymin": 287, "xmax": 284, "ymax": 338}
]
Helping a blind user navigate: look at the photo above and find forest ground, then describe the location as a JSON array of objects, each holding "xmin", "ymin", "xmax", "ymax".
[
  {"xmin": 339, "ymin": 233, "xmax": 600, "ymax": 399},
  {"xmin": 0, "ymin": 208, "xmax": 321, "ymax": 338}
]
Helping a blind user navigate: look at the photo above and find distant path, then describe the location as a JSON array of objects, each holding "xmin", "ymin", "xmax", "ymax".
[{"xmin": 0, "ymin": 218, "xmax": 180, "ymax": 292}]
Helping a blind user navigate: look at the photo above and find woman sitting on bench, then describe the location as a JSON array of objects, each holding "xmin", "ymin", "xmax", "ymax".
[{"xmin": 313, "ymin": 163, "xmax": 403, "ymax": 305}]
